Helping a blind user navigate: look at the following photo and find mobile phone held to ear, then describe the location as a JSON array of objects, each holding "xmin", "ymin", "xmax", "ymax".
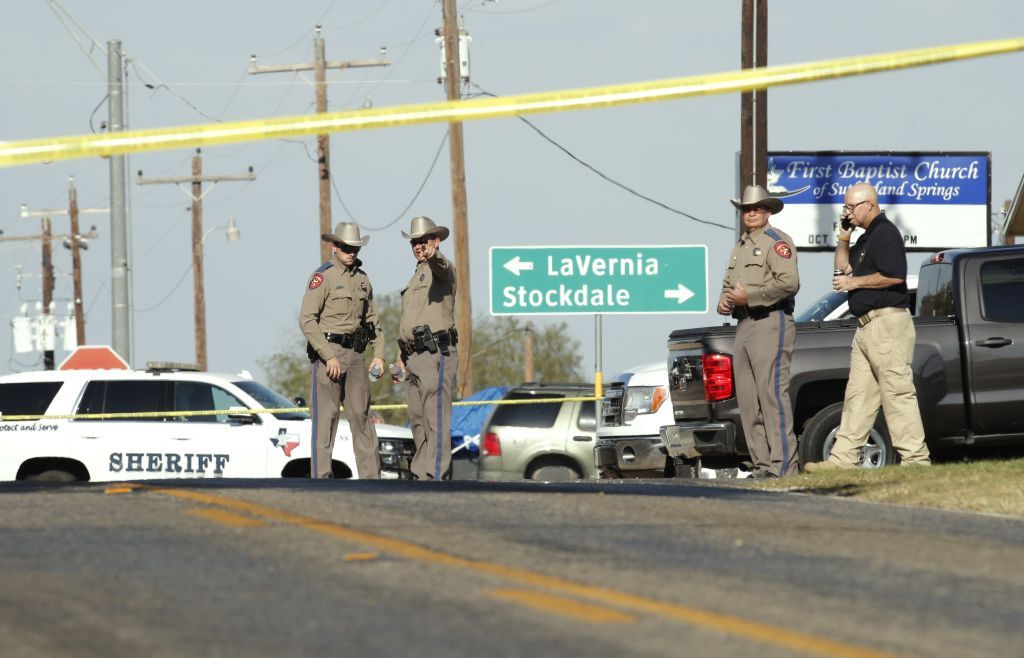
[{"xmin": 841, "ymin": 215, "xmax": 852, "ymax": 231}]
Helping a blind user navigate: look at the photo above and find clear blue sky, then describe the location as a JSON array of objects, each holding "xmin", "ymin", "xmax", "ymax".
[{"xmin": 2, "ymin": 1, "xmax": 1022, "ymax": 382}]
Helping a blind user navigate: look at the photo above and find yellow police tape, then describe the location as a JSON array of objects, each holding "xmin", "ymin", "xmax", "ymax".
[
  {"xmin": 2, "ymin": 37, "xmax": 1022, "ymax": 167},
  {"xmin": 0, "ymin": 396, "xmax": 601, "ymax": 423}
]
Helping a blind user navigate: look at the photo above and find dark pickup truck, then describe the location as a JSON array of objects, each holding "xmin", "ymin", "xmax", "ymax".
[{"xmin": 660, "ymin": 245, "xmax": 1024, "ymax": 469}]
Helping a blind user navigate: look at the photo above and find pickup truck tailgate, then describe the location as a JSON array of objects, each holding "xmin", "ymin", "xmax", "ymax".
[{"xmin": 667, "ymin": 325, "xmax": 737, "ymax": 421}]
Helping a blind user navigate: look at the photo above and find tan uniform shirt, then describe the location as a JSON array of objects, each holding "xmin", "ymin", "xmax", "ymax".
[
  {"xmin": 299, "ymin": 256, "xmax": 384, "ymax": 362},
  {"xmin": 720, "ymin": 224, "xmax": 800, "ymax": 308},
  {"xmin": 399, "ymin": 250, "xmax": 456, "ymax": 342}
]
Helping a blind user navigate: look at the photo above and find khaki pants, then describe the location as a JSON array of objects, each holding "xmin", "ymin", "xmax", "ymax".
[
  {"xmin": 829, "ymin": 309, "xmax": 930, "ymax": 467},
  {"xmin": 405, "ymin": 348, "xmax": 458, "ymax": 480},
  {"xmin": 734, "ymin": 311, "xmax": 798, "ymax": 476},
  {"xmin": 310, "ymin": 345, "xmax": 380, "ymax": 479}
]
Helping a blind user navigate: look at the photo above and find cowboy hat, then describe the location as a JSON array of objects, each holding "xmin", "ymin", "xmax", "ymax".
[
  {"xmin": 321, "ymin": 221, "xmax": 370, "ymax": 247},
  {"xmin": 401, "ymin": 216, "xmax": 449, "ymax": 242},
  {"xmin": 730, "ymin": 184, "xmax": 784, "ymax": 214}
]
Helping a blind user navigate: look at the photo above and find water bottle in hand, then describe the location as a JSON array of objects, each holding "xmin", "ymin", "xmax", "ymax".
[
  {"xmin": 369, "ymin": 363, "xmax": 383, "ymax": 381},
  {"xmin": 389, "ymin": 363, "xmax": 406, "ymax": 383}
]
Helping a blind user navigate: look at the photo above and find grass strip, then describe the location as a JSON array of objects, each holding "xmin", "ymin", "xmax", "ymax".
[{"xmin": 754, "ymin": 458, "xmax": 1024, "ymax": 517}]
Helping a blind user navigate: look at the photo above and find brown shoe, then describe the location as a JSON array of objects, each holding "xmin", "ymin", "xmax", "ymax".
[{"xmin": 803, "ymin": 460, "xmax": 840, "ymax": 473}]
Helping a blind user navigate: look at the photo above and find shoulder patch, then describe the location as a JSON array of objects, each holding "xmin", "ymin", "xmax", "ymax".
[
  {"xmin": 773, "ymin": 241, "xmax": 793, "ymax": 259},
  {"xmin": 308, "ymin": 273, "xmax": 324, "ymax": 290},
  {"xmin": 765, "ymin": 228, "xmax": 783, "ymax": 241}
]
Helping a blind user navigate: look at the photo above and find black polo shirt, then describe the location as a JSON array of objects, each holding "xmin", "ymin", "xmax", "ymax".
[{"xmin": 847, "ymin": 212, "xmax": 909, "ymax": 317}]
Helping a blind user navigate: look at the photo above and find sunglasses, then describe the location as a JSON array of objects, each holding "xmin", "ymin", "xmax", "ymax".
[
  {"xmin": 409, "ymin": 237, "xmax": 430, "ymax": 247},
  {"xmin": 336, "ymin": 243, "xmax": 360, "ymax": 255}
]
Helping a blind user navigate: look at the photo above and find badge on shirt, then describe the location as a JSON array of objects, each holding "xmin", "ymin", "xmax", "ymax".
[
  {"xmin": 309, "ymin": 273, "xmax": 324, "ymax": 290},
  {"xmin": 753, "ymin": 247, "xmax": 762, "ymax": 256},
  {"xmin": 359, "ymin": 281, "xmax": 368, "ymax": 292},
  {"xmin": 419, "ymin": 273, "xmax": 425, "ymax": 282},
  {"xmin": 773, "ymin": 241, "xmax": 793, "ymax": 259}
]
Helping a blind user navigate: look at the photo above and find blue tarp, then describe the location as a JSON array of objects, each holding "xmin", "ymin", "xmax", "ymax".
[{"xmin": 450, "ymin": 386, "xmax": 511, "ymax": 454}]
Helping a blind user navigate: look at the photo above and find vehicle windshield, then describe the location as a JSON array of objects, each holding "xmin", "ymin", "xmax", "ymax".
[
  {"xmin": 795, "ymin": 290, "xmax": 848, "ymax": 323},
  {"xmin": 233, "ymin": 380, "xmax": 309, "ymax": 421}
]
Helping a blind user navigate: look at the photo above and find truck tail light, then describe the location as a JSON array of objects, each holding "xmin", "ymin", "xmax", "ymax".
[
  {"xmin": 481, "ymin": 432, "xmax": 502, "ymax": 456},
  {"xmin": 702, "ymin": 353, "xmax": 734, "ymax": 402}
]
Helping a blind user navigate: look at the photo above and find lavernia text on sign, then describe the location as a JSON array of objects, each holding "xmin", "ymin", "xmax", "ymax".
[{"xmin": 489, "ymin": 245, "xmax": 708, "ymax": 316}]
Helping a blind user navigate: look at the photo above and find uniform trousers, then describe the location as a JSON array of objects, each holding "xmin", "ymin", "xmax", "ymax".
[
  {"xmin": 734, "ymin": 310, "xmax": 798, "ymax": 476},
  {"xmin": 828, "ymin": 309, "xmax": 930, "ymax": 467},
  {"xmin": 405, "ymin": 347, "xmax": 458, "ymax": 480},
  {"xmin": 310, "ymin": 344, "xmax": 380, "ymax": 479}
]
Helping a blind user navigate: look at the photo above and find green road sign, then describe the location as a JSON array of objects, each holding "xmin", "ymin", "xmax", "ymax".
[{"xmin": 489, "ymin": 245, "xmax": 708, "ymax": 315}]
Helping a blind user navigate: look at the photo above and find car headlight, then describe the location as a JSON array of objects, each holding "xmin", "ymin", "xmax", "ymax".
[{"xmin": 623, "ymin": 386, "xmax": 668, "ymax": 420}]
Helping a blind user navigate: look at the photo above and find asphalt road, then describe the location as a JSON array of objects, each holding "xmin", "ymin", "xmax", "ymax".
[{"xmin": 1, "ymin": 477, "xmax": 1021, "ymax": 658}]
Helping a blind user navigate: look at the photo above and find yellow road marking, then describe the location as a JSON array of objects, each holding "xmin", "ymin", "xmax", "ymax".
[
  {"xmin": 144, "ymin": 486, "xmax": 908, "ymax": 658},
  {"xmin": 489, "ymin": 588, "xmax": 636, "ymax": 624},
  {"xmin": 344, "ymin": 552, "xmax": 379, "ymax": 562},
  {"xmin": 187, "ymin": 507, "xmax": 264, "ymax": 528},
  {"xmin": 104, "ymin": 485, "xmax": 137, "ymax": 495},
  {"xmin": 1, "ymin": 37, "xmax": 1022, "ymax": 167}
]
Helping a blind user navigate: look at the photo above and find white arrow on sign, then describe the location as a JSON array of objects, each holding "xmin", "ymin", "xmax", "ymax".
[
  {"xmin": 664, "ymin": 284, "xmax": 695, "ymax": 304},
  {"xmin": 503, "ymin": 256, "xmax": 534, "ymax": 276}
]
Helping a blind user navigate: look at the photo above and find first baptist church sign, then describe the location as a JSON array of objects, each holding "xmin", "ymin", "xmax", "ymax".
[{"xmin": 764, "ymin": 151, "xmax": 990, "ymax": 251}]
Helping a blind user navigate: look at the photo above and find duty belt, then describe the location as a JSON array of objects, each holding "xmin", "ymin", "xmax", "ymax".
[
  {"xmin": 325, "ymin": 331, "xmax": 366, "ymax": 353},
  {"xmin": 731, "ymin": 299, "xmax": 794, "ymax": 321},
  {"xmin": 856, "ymin": 306, "xmax": 907, "ymax": 328},
  {"xmin": 399, "ymin": 327, "xmax": 458, "ymax": 356}
]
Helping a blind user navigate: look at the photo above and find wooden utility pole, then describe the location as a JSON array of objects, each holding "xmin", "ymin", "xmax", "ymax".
[
  {"xmin": 20, "ymin": 184, "xmax": 107, "ymax": 360},
  {"xmin": 41, "ymin": 217, "xmax": 54, "ymax": 370},
  {"xmin": 137, "ymin": 150, "xmax": 254, "ymax": 371},
  {"xmin": 740, "ymin": 0, "xmax": 768, "ymax": 190},
  {"xmin": 190, "ymin": 153, "xmax": 206, "ymax": 372},
  {"xmin": 524, "ymin": 322, "xmax": 534, "ymax": 382},
  {"xmin": 442, "ymin": 0, "xmax": 473, "ymax": 397},
  {"xmin": 68, "ymin": 179, "xmax": 86, "ymax": 345},
  {"xmin": 248, "ymin": 26, "xmax": 389, "ymax": 264}
]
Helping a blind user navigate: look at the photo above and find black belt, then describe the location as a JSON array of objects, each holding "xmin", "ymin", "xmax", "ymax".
[
  {"xmin": 732, "ymin": 300, "xmax": 794, "ymax": 321},
  {"xmin": 325, "ymin": 331, "xmax": 365, "ymax": 352},
  {"xmin": 399, "ymin": 328, "xmax": 458, "ymax": 356}
]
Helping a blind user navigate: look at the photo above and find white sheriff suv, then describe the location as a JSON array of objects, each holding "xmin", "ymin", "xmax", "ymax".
[{"xmin": 0, "ymin": 365, "xmax": 413, "ymax": 482}]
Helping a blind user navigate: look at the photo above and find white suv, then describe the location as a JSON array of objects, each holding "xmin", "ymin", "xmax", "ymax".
[{"xmin": 0, "ymin": 365, "xmax": 412, "ymax": 482}]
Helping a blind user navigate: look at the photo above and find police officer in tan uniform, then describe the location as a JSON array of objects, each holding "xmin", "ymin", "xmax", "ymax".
[
  {"xmin": 717, "ymin": 185, "xmax": 800, "ymax": 477},
  {"xmin": 391, "ymin": 216, "xmax": 458, "ymax": 480},
  {"xmin": 299, "ymin": 222, "xmax": 386, "ymax": 479},
  {"xmin": 805, "ymin": 182, "xmax": 930, "ymax": 471}
]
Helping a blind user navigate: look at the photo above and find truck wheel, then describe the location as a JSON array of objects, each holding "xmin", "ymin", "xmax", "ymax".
[
  {"xmin": 800, "ymin": 402, "xmax": 894, "ymax": 468},
  {"xmin": 24, "ymin": 469, "xmax": 77, "ymax": 482}
]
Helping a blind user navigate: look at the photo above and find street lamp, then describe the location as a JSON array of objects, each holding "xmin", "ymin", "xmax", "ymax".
[{"xmin": 194, "ymin": 216, "xmax": 241, "ymax": 371}]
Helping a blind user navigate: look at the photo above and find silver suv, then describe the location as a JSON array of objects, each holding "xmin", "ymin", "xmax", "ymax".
[{"xmin": 476, "ymin": 383, "xmax": 597, "ymax": 481}]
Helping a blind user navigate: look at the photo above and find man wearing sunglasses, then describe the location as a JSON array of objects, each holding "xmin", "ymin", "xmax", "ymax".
[
  {"xmin": 392, "ymin": 216, "xmax": 458, "ymax": 480},
  {"xmin": 300, "ymin": 222, "xmax": 386, "ymax": 479},
  {"xmin": 718, "ymin": 184, "xmax": 800, "ymax": 478},
  {"xmin": 805, "ymin": 182, "xmax": 930, "ymax": 471}
]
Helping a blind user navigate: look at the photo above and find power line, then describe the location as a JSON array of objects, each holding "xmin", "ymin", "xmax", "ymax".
[
  {"xmin": 322, "ymin": 0, "xmax": 393, "ymax": 31},
  {"xmin": 128, "ymin": 60, "xmax": 223, "ymax": 124},
  {"xmin": 466, "ymin": 0, "xmax": 565, "ymax": 15},
  {"xmin": 328, "ymin": 130, "xmax": 449, "ymax": 231},
  {"xmin": 469, "ymin": 83, "xmax": 734, "ymax": 232},
  {"xmin": 46, "ymin": 0, "xmax": 106, "ymax": 78},
  {"xmin": 337, "ymin": 1, "xmax": 439, "ymax": 109},
  {"xmin": 135, "ymin": 263, "xmax": 192, "ymax": 312}
]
